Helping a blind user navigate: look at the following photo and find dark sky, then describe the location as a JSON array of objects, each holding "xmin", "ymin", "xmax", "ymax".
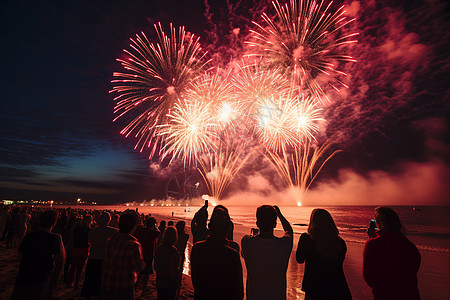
[{"xmin": 1, "ymin": 0, "xmax": 449, "ymax": 205}]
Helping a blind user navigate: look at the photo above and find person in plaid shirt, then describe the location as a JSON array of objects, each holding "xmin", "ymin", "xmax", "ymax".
[{"xmin": 99, "ymin": 210, "xmax": 145, "ymax": 300}]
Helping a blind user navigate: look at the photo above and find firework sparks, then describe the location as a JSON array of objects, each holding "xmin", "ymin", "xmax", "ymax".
[
  {"xmin": 158, "ymin": 99, "xmax": 219, "ymax": 166},
  {"xmin": 265, "ymin": 140, "xmax": 340, "ymax": 204},
  {"xmin": 291, "ymin": 97, "xmax": 324, "ymax": 141},
  {"xmin": 111, "ymin": 0, "xmax": 357, "ymax": 202},
  {"xmin": 255, "ymin": 94, "xmax": 300, "ymax": 152},
  {"xmin": 185, "ymin": 71, "xmax": 241, "ymax": 131},
  {"xmin": 246, "ymin": 88, "xmax": 324, "ymax": 152},
  {"xmin": 232, "ymin": 63, "xmax": 291, "ymax": 107},
  {"xmin": 111, "ymin": 23, "xmax": 210, "ymax": 157},
  {"xmin": 247, "ymin": 0, "xmax": 358, "ymax": 102},
  {"xmin": 198, "ymin": 146, "xmax": 249, "ymax": 200}
]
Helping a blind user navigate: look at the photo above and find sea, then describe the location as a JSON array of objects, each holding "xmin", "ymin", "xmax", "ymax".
[{"xmin": 70, "ymin": 204, "xmax": 450, "ymax": 299}]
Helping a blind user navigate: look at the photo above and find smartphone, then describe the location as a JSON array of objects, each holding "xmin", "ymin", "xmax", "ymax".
[
  {"xmin": 370, "ymin": 219, "xmax": 378, "ymax": 231},
  {"xmin": 204, "ymin": 199, "xmax": 208, "ymax": 207}
]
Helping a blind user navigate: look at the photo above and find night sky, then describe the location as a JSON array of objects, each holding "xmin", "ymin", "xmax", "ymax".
[{"xmin": 1, "ymin": 0, "xmax": 449, "ymax": 205}]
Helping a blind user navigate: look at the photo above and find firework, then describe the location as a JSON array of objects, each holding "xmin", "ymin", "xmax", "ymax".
[
  {"xmin": 254, "ymin": 94, "xmax": 323, "ymax": 152},
  {"xmin": 247, "ymin": 0, "xmax": 358, "ymax": 102},
  {"xmin": 291, "ymin": 97, "xmax": 324, "ymax": 141},
  {"xmin": 158, "ymin": 98, "xmax": 219, "ymax": 166},
  {"xmin": 185, "ymin": 71, "xmax": 241, "ymax": 131},
  {"xmin": 198, "ymin": 146, "xmax": 249, "ymax": 200},
  {"xmin": 265, "ymin": 140, "xmax": 340, "ymax": 204},
  {"xmin": 158, "ymin": 71, "xmax": 240, "ymax": 166},
  {"xmin": 111, "ymin": 23, "xmax": 210, "ymax": 157},
  {"xmin": 232, "ymin": 63, "xmax": 291, "ymax": 115}
]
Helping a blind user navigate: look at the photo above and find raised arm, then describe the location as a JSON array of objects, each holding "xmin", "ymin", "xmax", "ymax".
[
  {"xmin": 191, "ymin": 205, "xmax": 207, "ymax": 228},
  {"xmin": 274, "ymin": 206, "xmax": 293, "ymax": 239}
]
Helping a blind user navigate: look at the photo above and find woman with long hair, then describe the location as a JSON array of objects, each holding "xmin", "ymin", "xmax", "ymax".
[
  {"xmin": 155, "ymin": 226, "xmax": 180, "ymax": 300},
  {"xmin": 296, "ymin": 209, "xmax": 352, "ymax": 300},
  {"xmin": 363, "ymin": 207, "xmax": 421, "ymax": 300}
]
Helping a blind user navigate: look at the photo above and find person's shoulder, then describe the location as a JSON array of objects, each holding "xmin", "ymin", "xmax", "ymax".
[
  {"xmin": 106, "ymin": 226, "xmax": 119, "ymax": 233},
  {"xmin": 227, "ymin": 240, "xmax": 240, "ymax": 252},
  {"xmin": 277, "ymin": 234, "xmax": 293, "ymax": 244},
  {"xmin": 300, "ymin": 232, "xmax": 310, "ymax": 239},
  {"xmin": 37, "ymin": 230, "xmax": 62, "ymax": 240},
  {"xmin": 298, "ymin": 232, "xmax": 312, "ymax": 243},
  {"xmin": 49, "ymin": 230, "xmax": 63, "ymax": 238},
  {"xmin": 364, "ymin": 235, "xmax": 381, "ymax": 252},
  {"xmin": 192, "ymin": 239, "xmax": 208, "ymax": 250},
  {"xmin": 106, "ymin": 231, "xmax": 121, "ymax": 243},
  {"xmin": 241, "ymin": 234, "xmax": 253, "ymax": 243}
]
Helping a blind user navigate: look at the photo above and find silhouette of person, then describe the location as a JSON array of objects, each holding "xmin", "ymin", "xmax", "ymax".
[
  {"xmin": 11, "ymin": 210, "xmax": 65, "ymax": 300},
  {"xmin": 14, "ymin": 207, "xmax": 31, "ymax": 248},
  {"xmin": 191, "ymin": 204, "xmax": 209, "ymax": 244},
  {"xmin": 67, "ymin": 214, "xmax": 92, "ymax": 289},
  {"xmin": 135, "ymin": 216, "xmax": 160, "ymax": 297},
  {"xmin": 191, "ymin": 214, "xmax": 244, "ymax": 299},
  {"xmin": 81, "ymin": 212, "xmax": 118, "ymax": 298},
  {"xmin": 154, "ymin": 226, "xmax": 180, "ymax": 300},
  {"xmin": 158, "ymin": 220, "xmax": 167, "ymax": 245},
  {"xmin": 241, "ymin": 205, "xmax": 293, "ymax": 300},
  {"xmin": 363, "ymin": 206, "xmax": 421, "ymax": 300},
  {"xmin": 175, "ymin": 221, "xmax": 189, "ymax": 298},
  {"xmin": 99, "ymin": 211, "xmax": 145, "ymax": 300},
  {"xmin": 296, "ymin": 209, "xmax": 352, "ymax": 300},
  {"xmin": 211, "ymin": 205, "xmax": 239, "ymax": 252}
]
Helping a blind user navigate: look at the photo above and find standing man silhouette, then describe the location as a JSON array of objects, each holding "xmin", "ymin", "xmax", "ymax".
[{"xmin": 241, "ymin": 205, "xmax": 293, "ymax": 300}]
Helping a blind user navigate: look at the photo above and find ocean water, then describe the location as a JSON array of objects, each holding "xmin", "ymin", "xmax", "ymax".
[
  {"xmin": 135, "ymin": 205, "xmax": 450, "ymax": 254},
  {"xmin": 76, "ymin": 204, "xmax": 450, "ymax": 299}
]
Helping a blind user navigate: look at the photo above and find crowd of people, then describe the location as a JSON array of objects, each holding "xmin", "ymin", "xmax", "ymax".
[{"xmin": 0, "ymin": 203, "xmax": 421, "ymax": 300}]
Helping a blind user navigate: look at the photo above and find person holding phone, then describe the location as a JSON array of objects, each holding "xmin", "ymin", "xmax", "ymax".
[
  {"xmin": 241, "ymin": 205, "xmax": 293, "ymax": 300},
  {"xmin": 191, "ymin": 200, "xmax": 209, "ymax": 244},
  {"xmin": 191, "ymin": 214, "xmax": 244, "ymax": 299},
  {"xmin": 363, "ymin": 207, "xmax": 421, "ymax": 300},
  {"xmin": 367, "ymin": 219, "xmax": 378, "ymax": 238}
]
